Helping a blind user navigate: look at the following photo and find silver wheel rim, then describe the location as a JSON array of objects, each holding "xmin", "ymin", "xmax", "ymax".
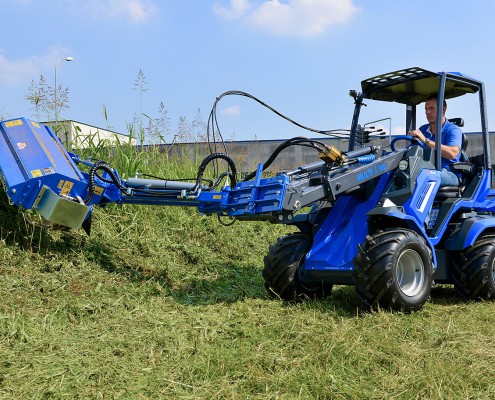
[{"xmin": 397, "ymin": 249, "xmax": 425, "ymax": 297}]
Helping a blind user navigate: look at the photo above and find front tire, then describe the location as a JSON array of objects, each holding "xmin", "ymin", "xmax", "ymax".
[
  {"xmin": 263, "ymin": 233, "xmax": 332, "ymax": 301},
  {"xmin": 452, "ymin": 234, "xmax": 495, "ymax": 300},
  {"xmin": 353, "ymin": 229, "xmax": 433, "ymax": 312}
]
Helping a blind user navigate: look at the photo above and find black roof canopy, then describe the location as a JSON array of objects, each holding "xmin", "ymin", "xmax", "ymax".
[{"xmin": 361, "ymin": 67, "xmax": 480, "ymax": 105}]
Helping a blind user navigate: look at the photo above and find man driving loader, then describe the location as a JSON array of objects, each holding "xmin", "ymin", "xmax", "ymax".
[{"xmin": 409, "ymin": 95, "xmax": 463, "ymax": 186}]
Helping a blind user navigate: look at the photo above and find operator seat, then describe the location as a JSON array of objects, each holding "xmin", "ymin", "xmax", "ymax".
[{"xmin": 435, "ymin": 118, "xmax": 474, "ymax": 199}]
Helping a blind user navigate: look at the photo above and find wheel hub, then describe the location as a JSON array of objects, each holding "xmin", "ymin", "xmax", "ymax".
[{"xmin": 397, "ymin": 249, "xmax": 425, "ymax": 297}]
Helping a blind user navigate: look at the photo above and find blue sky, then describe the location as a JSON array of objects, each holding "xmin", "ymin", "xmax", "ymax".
[{"xmin": 1, "ymin": 0, "xmax": 494, "ymax": 141}]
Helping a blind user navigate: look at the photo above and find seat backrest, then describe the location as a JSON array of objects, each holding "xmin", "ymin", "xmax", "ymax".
[
  {"xmin": 459, "ymin": 132, "xmax": 469, "ymax": 162},
  {"xmin": 448, "ymin": 117, "xmax": 464, "ymax": 127},
  {"xmin": 448, "ymin": 118, "xmax": 468, "ymax": 162}
]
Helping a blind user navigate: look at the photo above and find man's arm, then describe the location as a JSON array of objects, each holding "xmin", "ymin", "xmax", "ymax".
[{"xmin": 409, "ymin": 129, "xmax": 460, "ymax": 160}]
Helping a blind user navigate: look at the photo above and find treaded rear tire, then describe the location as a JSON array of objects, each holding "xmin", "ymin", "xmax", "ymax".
[
  {"xmin": 263, "ymin": 233, "xmax": 332, "ymax": 301},
  {"xmin": 353, "ymin": 228, "xmax": 433, "ymax": 312},
  {"xmin": 452, "ymin": 234, "xmax": 495, "ymax": 300}
]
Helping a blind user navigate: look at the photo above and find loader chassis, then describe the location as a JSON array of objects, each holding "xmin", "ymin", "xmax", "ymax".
[{"xmin": 1, "ymin": 67, "xmax": 495, "ymax": 312}]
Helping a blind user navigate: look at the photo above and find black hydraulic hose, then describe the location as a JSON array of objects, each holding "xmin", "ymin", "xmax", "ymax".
[
  {"xmin": 211, "ymin": 171, "xmax": 235, "ymax": 190},
  {"xmin": 84, "ymin": 161, "xmax": 126, "ymax": 204},
  {"xmin": 192, "ymin": 153, "xmax": 237, "ymax": 193},
  {"xmin": 242, "ymin": 137, "xmax": 328, "ymax": 182}
]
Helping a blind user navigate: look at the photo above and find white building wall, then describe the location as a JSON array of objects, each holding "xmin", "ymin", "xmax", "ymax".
[{"xmin": 43, "ymin": 120, "xmax": 136, "ymax": 149}]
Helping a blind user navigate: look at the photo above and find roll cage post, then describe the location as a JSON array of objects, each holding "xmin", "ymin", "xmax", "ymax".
[
  {"xmin": 406, "ymin": 104, "xmax": 417, "ymax": 133},
  {"xmin": 479, "ymin": 82, "xmax": 491, "ymax": 169},
  {"xmin": 435, "ymin": 72, "xmax": 447, "ymax": 171}
]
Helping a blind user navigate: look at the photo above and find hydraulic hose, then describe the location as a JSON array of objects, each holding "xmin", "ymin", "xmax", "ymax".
[
  {"xmin": 356, "ymin": 154, "xmax": 376, "ymax": 164},
  {"xmin": 242, "ymin": 137, "xmax": 328, "ymax": 182},
  {"xmin": 85, "ymin": 161, "xmax": 126, "ymax": 204},
  {"xmin": 192, "ymin": 153, "xmax": 237, "ymax": 193}
]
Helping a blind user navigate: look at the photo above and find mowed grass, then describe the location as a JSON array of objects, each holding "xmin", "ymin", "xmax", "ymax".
[{"xmin": 1, "ymin": 149, "xmax": 495, "ymax": 399}]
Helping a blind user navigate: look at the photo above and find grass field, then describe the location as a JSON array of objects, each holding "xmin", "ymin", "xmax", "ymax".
[{"xmin": 1, "ymin": 147, "xmax": 495, "ymax": 399}]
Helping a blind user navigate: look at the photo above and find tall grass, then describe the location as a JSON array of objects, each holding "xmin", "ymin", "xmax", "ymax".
[{"xmin": 1, "ymin": 144, "xmax": 495, "ymax": 399}]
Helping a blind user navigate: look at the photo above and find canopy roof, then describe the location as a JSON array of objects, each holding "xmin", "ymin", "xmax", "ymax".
[{"xmin": 361, "ymin": 67, "xmax": 480, "ymax": 105}]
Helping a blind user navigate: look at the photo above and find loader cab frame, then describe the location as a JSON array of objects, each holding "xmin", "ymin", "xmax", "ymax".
[{"xmin": 348, "ymin": 67, "xmax": 491, "ymax": 171}]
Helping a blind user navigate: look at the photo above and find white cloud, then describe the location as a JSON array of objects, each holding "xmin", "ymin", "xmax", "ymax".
[
  {"xmin": 0, "ymin": 53, "xmax": 37, "ymax": 86},
  {"xmin": 85, "ymin": 0, "xmax": 158, "ymax": 24},
  {"xmin": 0, "ymin": 45, "xmax": 73, "ymax": 86},
  {"xmin": 214, "ymin": 0, "xmax": 359, "ymax": 37},
  {"xmin": 213, "ymin": 0, "xmax": 251, "ymax": 20},
  {"xmin": 220, "ymin": 105, "xmax": 241, "ymax": 116}
]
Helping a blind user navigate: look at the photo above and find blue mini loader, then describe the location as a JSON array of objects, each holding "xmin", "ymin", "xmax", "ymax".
[{"xmin": 0, "ymin": 67, "xmax": 493, "ymax": 312}]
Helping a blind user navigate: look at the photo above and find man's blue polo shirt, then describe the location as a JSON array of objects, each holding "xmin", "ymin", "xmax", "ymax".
[{"xmin": 419, "ymin": 120, "xmax": 462, "ymax": 169}]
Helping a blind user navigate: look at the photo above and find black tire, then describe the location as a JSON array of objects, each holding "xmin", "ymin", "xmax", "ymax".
[
  {"xmin": 452, "ymin": 234, "xmax": 495, "ymax": 300},
  {"xmin": 263, "ymin": 233, "xmax": 332, "ymax": 301},
  {"xmin": 353, "ymin": 228, "xmax": 433, "ymax": 312}
]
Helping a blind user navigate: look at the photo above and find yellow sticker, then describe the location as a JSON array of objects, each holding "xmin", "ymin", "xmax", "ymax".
[
  {"xmin": 31, "ymin": 169, "xmax": 42, "ymax": 178},
  {"xmin": 31, "ymin": 121, "xmax": 40, "ymax": 128},
  {"xmin": 57, "ymin": 180, "xmax": 65, "ymax": 189},
  {"xmin": 213, "ymin": 195, "xmax": 222, "ymax": 199},
  {"xmin": 60, "ymin": 181, "xmax": 74, "ymax": 196},
  {"xmin": 5, "ymin": 119, "xmax": 23, "ymax": 128},
  {"xmin": 94, "ymin": 186, "xmax": 104, "ymax": 196}
]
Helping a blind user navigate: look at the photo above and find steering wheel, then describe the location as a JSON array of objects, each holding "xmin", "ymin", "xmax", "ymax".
[{"xmin": 390, "ymin": 135, "xmax": 427, "ymax": 152}]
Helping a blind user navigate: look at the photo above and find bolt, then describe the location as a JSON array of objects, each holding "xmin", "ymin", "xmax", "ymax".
[{"xmin": 294, "ymin": 200, "xmax": 301, "ymax": 209}]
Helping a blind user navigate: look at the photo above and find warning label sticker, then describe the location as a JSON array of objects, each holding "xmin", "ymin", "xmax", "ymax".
[
  {"xmin": 16, "ymin": 142, "xmax": 27, "ymax": 149},
  {"xmin": 31, "ymin": 169, "xmax": 42, "ymax": 178},
  {"xmin": 5, "ymin": 119, "xmax": 23, "ymax": 128},
  {"xmin": 60, "ymin": 181, "xmax": 74, "ymax": 196}
]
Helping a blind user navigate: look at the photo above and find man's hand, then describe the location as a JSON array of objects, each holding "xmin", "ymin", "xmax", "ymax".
[{"xmin": 409, "ymin": 129, "xmax": 426, "ymax": 143}]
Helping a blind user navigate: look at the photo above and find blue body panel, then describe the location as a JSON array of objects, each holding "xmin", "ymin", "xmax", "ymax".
[
  {"xmin": 303, "ymin": 172, "xmax": 392, "ymax": 275},
  {"xmin": 402, "ymin": 169, "xmax": 442, "ymax": 228},
  {"xmin": 443, "ymin": 170, "xmax": 495, "ymax": 250},
  {"xmin": 0, "ymin": 118, "xmax": 88, "ymax": 209}
]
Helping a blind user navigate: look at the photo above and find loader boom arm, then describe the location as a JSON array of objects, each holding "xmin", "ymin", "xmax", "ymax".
[{"xmin": 0, "ymin": 118, "xmax": 403, "ymax": 229}]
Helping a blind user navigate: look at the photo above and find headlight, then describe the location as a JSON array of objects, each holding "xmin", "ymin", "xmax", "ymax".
[{"xmin": 398, "ymin": 160, "xmax": 409, "ymax": 171}]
